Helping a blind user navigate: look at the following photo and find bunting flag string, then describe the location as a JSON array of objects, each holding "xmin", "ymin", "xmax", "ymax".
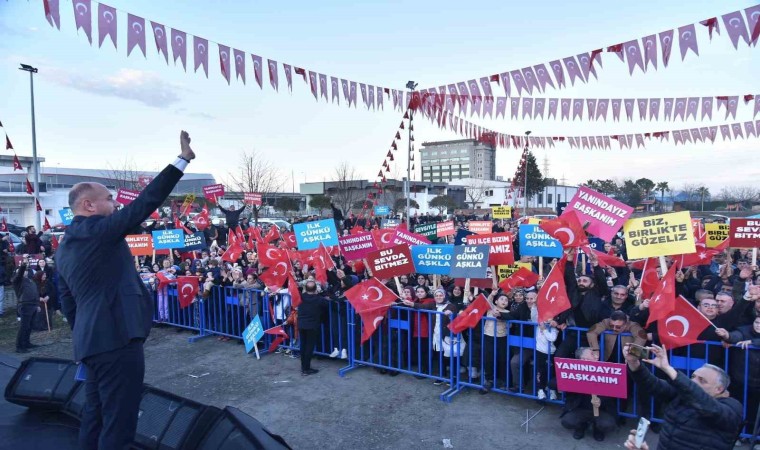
[
  {"xmin": 0, "ymin": 121, "xmax": 40, "ymax": 220},
  {"xmin": 404, "ymin": 93, "xmax": 759, "ymax": 122},
  {"xmin": 411, "ymin": 98, "xmax": 760, "ymax": 150},
  {"xmin": 40, "ymin": 0, "xmax": 410, "ymax": 111},
  {"xmin": 417, "ymin": 5, "xmax": 760, "ymax": 100}
]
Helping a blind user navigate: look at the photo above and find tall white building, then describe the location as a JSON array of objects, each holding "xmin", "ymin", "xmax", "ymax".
[{"xmin": 419, "ymin": 139, "xmax": 495, "ymax": 182}]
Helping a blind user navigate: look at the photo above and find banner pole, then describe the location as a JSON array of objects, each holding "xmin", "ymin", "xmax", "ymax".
[
  {"xmin": 752, "ymin": 248, "xmax": 757, "ymax": 268},
  {"xmin": 539, "ymin": 257, "xmax": 543, "ymax": 279}
]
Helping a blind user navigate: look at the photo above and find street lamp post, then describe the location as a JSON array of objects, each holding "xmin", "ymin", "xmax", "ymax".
[
  {"xmin": 405, "ymin": 80, "xmax": 417, "ymax": 229},
  {"xmin": 523, "ymin": 130, "xmax": 531, "ymax": 217},
  {"xmin": 19, "ymin": 63, "xmax": 41, "ymax": 230}
]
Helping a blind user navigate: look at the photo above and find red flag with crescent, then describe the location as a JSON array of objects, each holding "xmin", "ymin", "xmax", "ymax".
[
  {"xmin": 0, "ymin": 218, "xmax": 6, "ymax": 232},
  {"xmin": 259, "ymin": 262, "xmax": 289, "ymax": 291},
  {"xmin": 264, "ymin": 225, "xmax": 281, "ymax": 243},
  {"xmin": 448, "ymin": 294, "xmax": 489, "ymax": 334},
  {"xmin": 193, "ymin": 205, "xmax": 210, "ymax": 231},
  {"xmin": 51, "ymin": 235, "xmax": 59, "ymax": 251},
  {"xmin": 498, "ymin": 267, "xmax": 539, "ymax": 292},
  {"xmin": 344, "ymin": 277, "xmax": 399, "ymax": 343},
  {"xmin": 646, "ymin": 262, "xmax": 677, "ymax": 326},
  {"xmin": 281, "ymin": 232, "xmax": 297, "ymax": 249},
  {"xmin": 155, "ymin": 271, "xmax": 176, "ymax": 289},
  {"xmin": 585, "ymin": 246, "xmax": 626, "ymax": 268},
  {"xmin": 640, "ymin": 257, "xmax": 661, "ymax": 299},
  {"xmin": 657, "ymin": 295, "xmax": 712, "ymax": 349},
  {"xmin": 539, "ymin": 210, "xmax": 588, "ymax": 247},
  {"xmin": 265, "ymin": 326, "xmax": 289, "ymax": 353},
  {"xmin": 177, "ymin": 276, "xmax": 198, "ymax": 308},
  {"xmin": 222, "ymin": 242, "xmax": 244, "ymax": 263},
  {"xmin": 257, "ymin": 242, "xmax": 288, "ymax": 268},
  {"xmin": 371, "ymin": 227, "xmax": 395, "ymax": 250},
  {"xmin": 536, "ymin": 255, "xmax": 571, "ymax": 322},
  {"xmin": 287, "ymin": 273, "xmax": 301, "ymax": 309}
]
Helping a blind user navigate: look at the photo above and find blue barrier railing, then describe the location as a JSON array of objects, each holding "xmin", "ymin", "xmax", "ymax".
[{"xmin": 152, "ymin": 287, "xmax": 760, "ymax": 438}]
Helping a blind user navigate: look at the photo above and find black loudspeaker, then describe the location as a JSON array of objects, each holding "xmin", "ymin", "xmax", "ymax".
[
  {"xmin": 3, "ymin": 357, "xmax": 81, "ymax": 410},
  {"xmin": 196, "ymin": 406, "xmax": 292, "ymax": 450},
  {"xmin": 62, "ymin": 381, "xmax": 88, "ymax": 420},
  {"xmin": 131, "ymin": 386, "xmax": 222, "ymax": 450}
]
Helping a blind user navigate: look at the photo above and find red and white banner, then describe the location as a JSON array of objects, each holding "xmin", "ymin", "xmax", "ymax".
[
  {"xmin": 338, "ymin": 233, "xmax": 378, "ymax": 261},
  {"xmin": 115, "ymin": 188, "xmax": 140, "ymax": 205},
  {"xmin": 729, "ymin": 218, "xmax": 760, "ymax": 248},
  {"xmin": 202, "ymin": 183, "xmax": 225, "ymax": 201},
  {"xmin": 465, "ymin": 232, "xmax": 515, "ymax": 265},
  {"xmin": 554, "ymin": 358, "xmax": 628, "ymax": 399},
  {"xmin": 244, "ymin": 192, "xmax": 262, "ymax": 206}
]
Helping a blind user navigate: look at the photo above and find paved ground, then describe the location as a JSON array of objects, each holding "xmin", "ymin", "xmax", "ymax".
[{"xmin": 1, "ymin": 315, "xmax": 657, "ymax": 449}]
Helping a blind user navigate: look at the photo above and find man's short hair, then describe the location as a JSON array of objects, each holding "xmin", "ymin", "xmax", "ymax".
[
  {"xmin": 702, "ymin": 364, "xmax": 730, "ymax": 391},
  {"xmin": 68, "ymin": 182, "xmax": 97, "ymax": 210},
  {"xmin": 575, "ymin": 347, "xmax": 594, "ymax": 359},
  {"xmin": 695, "ymin": 289, "xmax": 714, "ymax": 300},
  {"xmin": 304, "ymin": 280, "xmax": 317, "ymax": 293},
  {"xmin": 612, "ymin": 285, "xmax": 628, "ymax": 294},
  {"xmin": 26, "ymin": 225, "xmax": 35, "ymax": 232},
  {"xmin": 610, "ymin": 310, "xmax": 628, "ymax": 322},
  {"xmin": 715, "ymin": 292, "xmax": 732, "ymax": 300}
]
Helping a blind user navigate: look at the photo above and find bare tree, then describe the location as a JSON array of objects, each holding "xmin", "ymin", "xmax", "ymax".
[
  {"xmin": 225, "ymin": 150, "xmax": 284, "ymax": 225},
  {"xmin": 465, "ymin": 179, "xmax": 490, "ymax": 209},
  {"xmin": 330, "ymin": 162, "xmax": 362, "ymax": 216},
  {"xmin": 717, "ymin": 185, "xmax": 760, "ymax": 205},
  {"xmin": 101, "ymin": 157, "xmax": 148, "ymax": 191},
  {"xmin": 679, "ymin": 183, "xmax": 701, "ymax": 209}
]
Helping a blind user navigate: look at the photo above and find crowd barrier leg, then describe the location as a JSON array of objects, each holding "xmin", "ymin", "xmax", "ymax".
[
  {"xmin": 187, "ymin": 298, "xmax": 210, "ymax": 343},
  {"xmin": 338, "ymin": 303, "xmax": 358, "ymax": 377}
]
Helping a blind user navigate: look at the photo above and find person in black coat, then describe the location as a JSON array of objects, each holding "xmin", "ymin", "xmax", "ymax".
[
  {"xmin": 12, "ymin": 262, "xmax": 40, "ymax": 353},
  {"xmin": 217, "ymin": 203, "xmax": 246, "ymax": 227},
  {"xmin": 624, "ymin": 343, "xmax": 743, "ymax": 450},
  {"xmin": 56, "ymin": 131, "xmax": 195, "ymax": 450},
  {"xmin": 298, "ymin": 280, "xmax": 330, "ymax": 375}
]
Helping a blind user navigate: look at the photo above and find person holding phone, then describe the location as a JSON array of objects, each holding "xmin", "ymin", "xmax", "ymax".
[{"xmin": 623, "ymin": 343, "xmax": 743, "ymax": 450}]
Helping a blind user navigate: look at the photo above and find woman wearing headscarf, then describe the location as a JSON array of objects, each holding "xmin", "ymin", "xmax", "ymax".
[
  {"xmin": 403, "ymin": 287, "xmax": 456, "ymax": 385},
  {"xmin": 32, "ymin": 270, "xmax": 56, "ymax": 331}
]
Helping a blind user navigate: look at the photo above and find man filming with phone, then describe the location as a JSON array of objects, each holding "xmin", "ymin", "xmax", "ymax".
[{"xmin": 622, "ymin": 343, "xmax": 742, "ymax": 450}]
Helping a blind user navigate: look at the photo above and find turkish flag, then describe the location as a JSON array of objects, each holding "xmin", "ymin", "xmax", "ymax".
[
  {"xmin": 174, "ymin": 217, "xmax": 192, "ymax": 235},
  {"xmin": 288, "ymin": 249, "xmax": 304, "ymax": 266},
  {"xmin": 371, "ymin": 228, "xmax": 395, "ymax": 250},
  {"xmin": 448, "ymin": 294, "xmax": 489, "ymax": 334},
  {"xmin": 281, "ymin": 232, "xmax": 297, "ymax": 248},
  {"xmin": 192, "ymin": 206, "xmax": 208, "ymax": 230},
  {"xmin": 536, "ymin": 255, "xmax": 571, "ymax": 322},
  {"xmin": 344, "ymin": 278, "xmax": 399, "ymax": 343},
  {"xmin": 150, "ymin": 210, "xmax": 161, "ymax": 221},
  {"xmin": 287, "ymin": 273, "xmax": 301, "ymax": 308},
  {"xmin": 657, "ymin": 295, "xmax": 713, "ymax": 349},
  {"xmin": 35, "ymin": 199, "xmax": 42, "ymax": 212},
  {"xmin": 249, "ymin": 226, "xmax": 263, "ymax": 244},
  {"xmin": 12, "ymin": 154, "xmax": 22, "ymax": 171},
  {"xmin": 498, "ymin": 267, "xmax": 539, "ymax": 292},
  {"xmin": 674, "ymin": 243, "xmax": 720, "ymax": 269},
  {"xmin": 222, "ymin": 242, "xmax": 244, "ymax": 263},
  {"xmin": 586, "ymin": 246, "xmax": 626, "ymax": 267},
  {"xmin": 264, "ymin": 225, "xmax": 281, "ymax": 243},
  {"xmin": 0, "ymin": 217, "xmax": 7, "ymax": 232},
  {"xmin": 257, "ymin": 242, "xmax": 288, "ymax": 267},
  {"xmin": 177, "ymin": 276, "xmax": 198, "ymax": 308},
  {"xmin": 265, "ymin": 325, "xmax": 289, "ymax": 353},
  {"xmin": 235, "ymin": 225, "xmax": 245, "ymax": 244},
  {"xmin": 640, "ymin": 258, "xmax": 661, "ymax": 299},
  {"xmin": 26, "ymin": 179, "xmax": 34, "ymax": 195},
  {"xmin": 51, "ymin": 235, "xmax": 59, "ymax": 251},
  {"xmin": 228, "ymin": 229, "xmax": 238, "ymax": 246},
  {"xmin": 319, "ymin": 243, "xmax": 336, "ymax": 270},
  {"xmin": 155, "ymin": 271, "xmax": 176, "ymax": 289},
  {"xmin": 259, "ymin": 263, "xmax": 289, "ymax": 291},
  {"xmin": 350, "ymin": 225, "xmax": 365, "ymax": 235},
  {"xmin": 43, "ymin": 217, "xmax": 51, "ymax": 231},
  {"xmin": 647, "ymin": 262, "xmax": 677, "ymax": 326},
  {"xmin": 540, "ymin": 210, "xmax": 588, "ymax": 247}
]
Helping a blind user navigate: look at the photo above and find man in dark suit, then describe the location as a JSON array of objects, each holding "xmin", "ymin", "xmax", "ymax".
[
  {"xmin": 56, "ymin": 131, "xmax": 196, "ymax": 450},
  {"xmin": 297, "ymin": 280, "xmax": 330, "ymax": 375}
]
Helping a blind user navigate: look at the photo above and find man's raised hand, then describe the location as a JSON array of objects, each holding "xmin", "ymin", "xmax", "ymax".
[{"xmin": 180, "ymin": 130, "xmax": 196, "ymax": 161}]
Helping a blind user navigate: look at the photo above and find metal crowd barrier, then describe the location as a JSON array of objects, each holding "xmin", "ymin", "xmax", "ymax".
[{"xmin": 152, "ymin": 288, "xmax": 759, "ymax": 438}]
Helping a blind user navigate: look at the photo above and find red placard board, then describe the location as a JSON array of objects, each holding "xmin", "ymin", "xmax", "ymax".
[
  {"xmin": 338, "ymin": 233, "xmax": 378, "ymax": 261},
  {"xmin": 729, "ymin": 218, "xmax": 760, "ymax": 248},
  {"xmin": 391, "ymin": 228, "xmax": 430, "ymax": 246},
  {"xmin": 125, "ymin": 234, "xmax": 154, "ymax": 256},
  {"xmin": 366, "ymin": 244, "xmax": 415, "ymax": 279},
  {"xmin": 115, "ymin": 188, "xmax": 140, "ymax": 205},
  {"xmin": 436, "ymin": 221, "xmax": 455, "ymax": 237},
  {"xmin": 14, "ymin": 254, "xmax": 44, "ymax": 268},
  {"xmin": 202, "ymin": 184, "xmax": 225, "ymax": 201},
  {"xmin": 554, "ymin": 358, "xmax": 628, "ymax": 399},
  {"xmin": 465, "ymin": 232, "xmax": 515, "ymax": 265},
  {"xmin": 244, "ymin": 192, "xmax": 262, "ymax": 206},
  {"xmin": 467, "ymin": 221, "xmax": 493, "ymax": 234}
]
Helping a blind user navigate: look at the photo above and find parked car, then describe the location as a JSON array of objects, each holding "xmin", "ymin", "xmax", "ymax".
[
  {"xmin": 0, "ymin": 231, "xmax": 24, "ymax": 254},
  {"xmin": 255, "ymin": 218, "xmax": 291, "ymax": 230}
]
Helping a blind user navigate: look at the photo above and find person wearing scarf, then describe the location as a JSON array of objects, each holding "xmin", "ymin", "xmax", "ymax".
[{"xmin": 403, "ymin": 287, "xmax": 456, "ymax": 385}]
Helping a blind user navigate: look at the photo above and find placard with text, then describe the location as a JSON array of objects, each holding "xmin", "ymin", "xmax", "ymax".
[
  {"xmin": 567, "ymin": 186, "xmax": 633, "ymax": 241},
  {"xmin": 465, "ymin": 232, "xmax": 515, "ymax": 265},
  {"xmin": 366, "ymin": 244, "xmax": 415, "ymax": 279},
  {"xmin": 623, "ymin": 212, "xmax": 696, "ymax": 259},
  {"xmin": 729, "ymin": 218, "xmax": 760, "ymax": 248}
]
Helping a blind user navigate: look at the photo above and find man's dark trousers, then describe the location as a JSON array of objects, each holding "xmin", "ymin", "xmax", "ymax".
[
  {"xmin": 299, "ymin": 329, "xmax": 318, "ymax": 372},
  {"xmin": 15, "ymin": 304, "xmax": 36, "ymax": 350},
  {"xmin": 80, "ymin": 340, "xmax": 145, "ymax": 450}
]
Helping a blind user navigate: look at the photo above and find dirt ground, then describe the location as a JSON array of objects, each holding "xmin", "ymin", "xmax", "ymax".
[{"xmin": 1, "ymin": 312, "xmax": 657, "ymax": 449}]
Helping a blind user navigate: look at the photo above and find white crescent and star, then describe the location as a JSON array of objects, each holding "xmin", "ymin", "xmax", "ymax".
[
  {"xmin": 627, "ymin": 45, "xmax": 637, "ymax": 55},
  {"xmin": 681, "ymin": 31, "xmax": 693, "ymax": 41},
  {"xmin": 221, "ymin": 51, "xmax": 228, "ymax": 61},
  {"xmin": 372, "ymin": 316, "xmax": 384, "ymax": 328},
  {"xmin": 154, "ymin": 27, "xmax": 163, "ymax": 39},
  {"xmin": 197, "ymin": 43, "xmax": 206, "ymax": 54},
  {"xmin": 546, "ymin": 282, "xmax": 559, "ymax": 303},
  {"xmin": 103, "ymin": 10, "xmax": 114, "ymax": 23},
  {"xmin": 181, "ymin": 284, "xmax": 194, "ymax": 296},
  {"xmin": 132, "ymin": 22, "xmax": 143, "ymax": 34},
  {"xmin": 728, "ymin": 17, "xmax": 741, "ymax": 28},
  {"xmin": 367, "ymin": 286, "xmax": 384, "ymax": 302},
  {"xmin": 175, "ymin": 35, "xmax": 184, "ymax": 46},
  {"xmin": 75, "ymin": 2, "xmax": 88, "ymax": 15},
  {"xmin": 665, "ymin": 315, "xmax": 689, "ymax": 337}
]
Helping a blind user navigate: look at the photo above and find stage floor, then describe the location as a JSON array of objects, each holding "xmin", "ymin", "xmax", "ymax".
[{"xmin": 0, "ymin": 353, "xmax": 79, "ymax": 450}]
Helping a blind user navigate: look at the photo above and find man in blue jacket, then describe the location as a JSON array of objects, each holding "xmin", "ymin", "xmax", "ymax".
[{"xmin": 56, "ymin": 131, "xmax": 196, "ymax": 450}]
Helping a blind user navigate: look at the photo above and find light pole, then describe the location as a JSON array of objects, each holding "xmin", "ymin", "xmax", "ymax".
[
  {"xmin": 20, "ymin": 63, "xmax": 41, "ymax": 230},
  {"xmin": 523, "ymin": 130, "xmax": 531, "ymax": 217},
  {"xmin": 405, "ymin": 80, "xmax": 417, "ymax": 229}
]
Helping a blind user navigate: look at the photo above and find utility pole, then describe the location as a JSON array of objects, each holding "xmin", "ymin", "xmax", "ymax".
[
  {"xmin": 20, "ymin": 64, "xmax": 41, "ymax": 230},
  {"xmin": 523, "ymin": 131, "xmax": 531, "ymax": 217},
  {"xmin": 405, "ymin": 80, "xmax": 417, "ymax": 229}
]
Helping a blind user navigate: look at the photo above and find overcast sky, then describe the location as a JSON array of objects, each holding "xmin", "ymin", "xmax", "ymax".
[{"xmin": 0, "ymin": 0, "xmax": 757, "ymax": 194}]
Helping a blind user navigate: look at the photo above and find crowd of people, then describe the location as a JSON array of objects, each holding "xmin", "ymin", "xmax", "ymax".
[{"xmin": 3, "ymin": 194, "xmax": 759, "ymax": 448}]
